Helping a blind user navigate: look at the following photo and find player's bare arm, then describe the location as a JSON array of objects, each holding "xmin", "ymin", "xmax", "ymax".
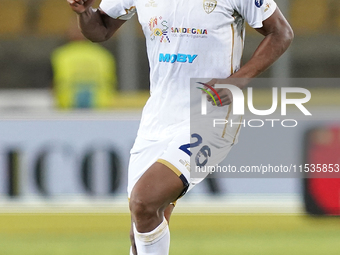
[
  {"xmin": 234, "ymin": 7, "xmax": 294, "ymax": 82},
  {"xmin": 207, "ymin": 7, "xmax": 294, "ymax": 106},
  {"xmin": 67, "ymin": 0, "xmax": 125, "ymax": 42}
]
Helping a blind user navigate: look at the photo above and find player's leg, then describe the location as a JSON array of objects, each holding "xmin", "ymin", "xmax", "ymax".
[
  {"xmin": 129, "ymin": 162, "xmax": 185, "ymax": 255},
  {"xmin": 129, "ymin": 204, "xmax": 174, "ymax": 255}
]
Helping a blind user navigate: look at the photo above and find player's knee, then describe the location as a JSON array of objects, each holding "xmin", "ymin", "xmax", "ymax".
[{"xmin": 129, "ymin": 197, "xmax": 157, "ymax": 221}]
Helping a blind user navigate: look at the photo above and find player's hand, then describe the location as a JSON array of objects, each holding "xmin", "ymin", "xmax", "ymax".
[
  {"xmin": 202, "ymin": 79, "xmax": 233, "ymax": 106},
  {"xmin": 67, "ymin": 0, "xmax": 96, "ymax": 14}
]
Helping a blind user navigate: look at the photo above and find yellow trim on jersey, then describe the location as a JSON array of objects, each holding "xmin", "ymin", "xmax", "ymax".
[
  {"xmin": 117, "ymin": 6, "xmax": 136, "ymax": 20},
  {"xmin": 240, "ymin": 25, "xmax": 245, "ymax": 61},
  {"xmin": 232, "ymin": 116, "xmax": 243, "ymax": 145},
  {"xmin": 222, "ymin": 104, "xmax": 233, "ymax": 138},
  {"xmin": 157, "ymin": 159, "xmax": 182, "ymax": 177},
  {"xmin": 230, "ymin": 24, "xmax": 235, "ymax": 74}
]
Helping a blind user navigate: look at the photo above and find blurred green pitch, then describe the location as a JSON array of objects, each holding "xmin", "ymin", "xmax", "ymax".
[{"xmin": 0, "ymin": 213, "xmax": 340, "ymax": 255}]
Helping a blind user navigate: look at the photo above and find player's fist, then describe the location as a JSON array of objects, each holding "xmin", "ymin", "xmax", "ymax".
[
  {"xmin": 203, "ymin": 79, "xmax": 233, "ymax": 106},
  {"xmin": 67, "ymin": 0, "xmax": 96, "ymax": 14}
]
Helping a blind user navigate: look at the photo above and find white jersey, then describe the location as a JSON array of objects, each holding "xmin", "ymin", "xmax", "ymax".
[{"xmin": 100, "ymin": 0, "xmax": 277, "ymax": 140}]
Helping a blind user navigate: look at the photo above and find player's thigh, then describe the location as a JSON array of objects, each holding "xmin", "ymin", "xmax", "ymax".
[
  {"xmin": 127, "ymin": 136, "xmax": 172, "ymax": 198},
  {"xmin": 130, "ymin": 162, "xmax": 184, "ymax": 213}
]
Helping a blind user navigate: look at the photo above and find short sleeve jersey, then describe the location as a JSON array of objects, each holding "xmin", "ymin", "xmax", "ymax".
[{"xmin": 100, "ymin": 0, "xmax": 277, "ymax": 139}]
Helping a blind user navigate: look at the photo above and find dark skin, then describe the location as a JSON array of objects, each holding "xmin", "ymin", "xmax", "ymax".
[
  {"xmin": 67, "ymin": 0, "xmax": 126, "ymax": 42},
  {"xmin": 67, "ymin": 1, "xmax": 294, "ymax": 254}
]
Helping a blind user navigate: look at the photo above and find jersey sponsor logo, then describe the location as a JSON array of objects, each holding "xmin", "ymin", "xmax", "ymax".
[
  {"xmin": 255, "ymin": 0, "xmax": 264, "ymax": 8},
  {"xmin": 149, "ymin": 16, "xmax": 209, "ymax": 42},
  {"xmin": 171, "ymin": 27, "xmax": 208, "ymax": 39},
  {"xmin": 203, "ymin": 0, "xmax": 217, "ymax": 14},
  {"xmin": 171, "ymin": 27, "xmax": 208, "ymax": 35},
  {"xmin": 145, "ymin": 0, "xmax": 157, "ymax": 7},
  {"xmin": 159, "ymin": 53, "xmax": 198, "ymax": 63},
  {"xmin": 149, "ymin": 16, "xmax": 170, "ymax": 43}
]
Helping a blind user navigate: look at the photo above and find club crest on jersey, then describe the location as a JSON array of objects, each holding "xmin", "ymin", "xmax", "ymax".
[
  {"xmin": 149, "ymin": 16, "xmax": 170, "ymax": 43},
  {"xmin": 203, "ymin": 0, "xmax": 217, "ymax": 14},
  {"xmin": 255, "ymin": 0, "xmax": 264, "ymax": 8}
]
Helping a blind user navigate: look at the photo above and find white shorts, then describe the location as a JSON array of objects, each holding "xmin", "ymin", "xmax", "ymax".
[{"xmin": 127, "ymin": 125, "xmax": 239, "ymax": 199}]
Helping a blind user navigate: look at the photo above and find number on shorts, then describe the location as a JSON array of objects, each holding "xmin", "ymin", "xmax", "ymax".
[
  {"xmin": 179, "ymin": 133, "xmax": 202, "ymax": 156},
  {"xmin": 195, "ymin": 145, "xmax": 211, "ymax": 167},
  {"xmin": 179, "ymin": 134, "xmax": 211, "ymax": 167}
]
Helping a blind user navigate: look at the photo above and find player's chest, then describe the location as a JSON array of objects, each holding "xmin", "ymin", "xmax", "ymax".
[{"xmin": 135, "ymin": 0, "xmax": 236, "ymax": 29}]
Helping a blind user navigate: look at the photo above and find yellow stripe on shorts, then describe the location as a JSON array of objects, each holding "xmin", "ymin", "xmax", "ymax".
[{"xmin": 157, "ymin": 159, "xmax": 182, "ymax": 177}]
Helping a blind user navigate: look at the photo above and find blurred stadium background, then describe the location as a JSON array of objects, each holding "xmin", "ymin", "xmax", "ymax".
[{"xmin": 0, "ymin": 0, "xmax": 340, "ymax": 254}]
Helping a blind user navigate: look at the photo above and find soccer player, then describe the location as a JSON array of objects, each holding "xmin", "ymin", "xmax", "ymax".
[{"xmin": 67, "ymin": 0, "xmax": 293, "ymax": 254}]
